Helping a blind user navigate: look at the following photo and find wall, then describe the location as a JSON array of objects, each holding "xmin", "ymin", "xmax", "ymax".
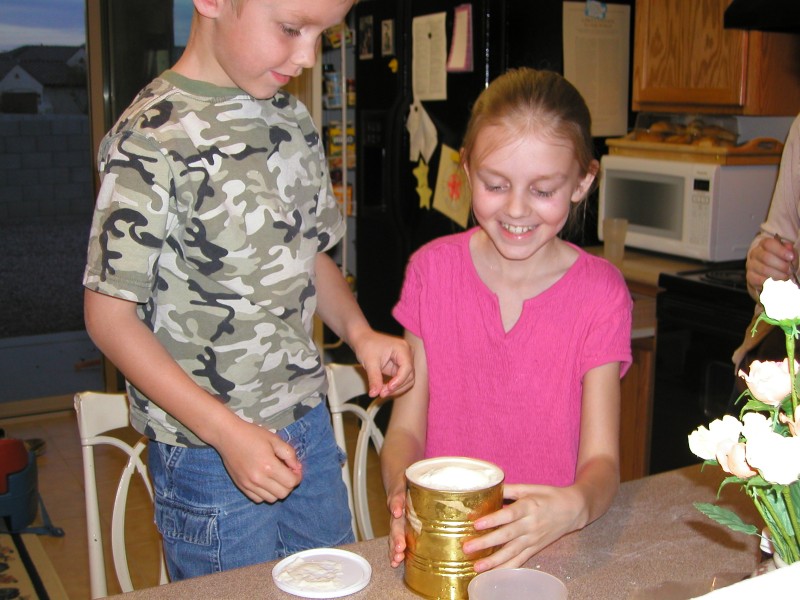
[{"xmin": 0, "ymin": 114, "xmax": 93, "ymax": 220}]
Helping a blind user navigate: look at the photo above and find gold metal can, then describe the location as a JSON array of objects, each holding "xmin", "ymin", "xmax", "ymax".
[{"xmin": 404, "ymin": 457, "xmax": 505, "ymax": 600}]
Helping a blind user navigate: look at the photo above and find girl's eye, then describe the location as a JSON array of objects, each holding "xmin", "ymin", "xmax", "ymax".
[
  {"xmin": 532, "ymin": 189, "xmax": 555, "ymax": 198},
  {"xmin": 281, "ymin": 25, "xmax": 302, "ymax": 38},
  {"xmin": 484, "ymin": 183, "xmax": 507, "ymax": 192}
]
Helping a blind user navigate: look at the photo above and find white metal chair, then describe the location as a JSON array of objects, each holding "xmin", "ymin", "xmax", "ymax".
[
  {"xmin": 325, "ymin": 363, "xmax": 392, "ymax": 541},
  {"xmin": 74, "ymin": 391, "xmax": 168, "ymax": 598}
]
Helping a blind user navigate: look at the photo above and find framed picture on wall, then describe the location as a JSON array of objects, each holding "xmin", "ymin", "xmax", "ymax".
[
  {"xmin": 381, "ymin": 19, "xmax": 395, "ymax": 56},
  {"xmin": 359, "ymin": 15, "xmax": 374, "ymax": 59}
]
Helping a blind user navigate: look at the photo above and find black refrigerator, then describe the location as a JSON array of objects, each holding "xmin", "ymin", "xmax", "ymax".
[{"xmin": 354, "ymin": 0, "xmax": 634, "ymax": 336}]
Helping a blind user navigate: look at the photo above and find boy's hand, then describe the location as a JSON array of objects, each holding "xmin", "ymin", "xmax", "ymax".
[
  {"xmin": 355, "ymin": 331, "xmax": 414, "ymax": 398},
  {"xmin": 216, "ymin": 418, "xmax": 303, "ymax": 504}
]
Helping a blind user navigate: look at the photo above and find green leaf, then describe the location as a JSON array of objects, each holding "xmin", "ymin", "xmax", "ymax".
[
  {"xmin": 739, "ymin": 398, "xmax": 773, "ymax": 417},
  {"xmin": 789, "ymin": 480, "xmax": 800, "ymax": 507},
  {"xmin": 694, "ymin": 502, "xmax": 760, "ymax": 536},
  {"xmin": 716, "ymin": 475, "xmax": 747, "ymax": 497}
]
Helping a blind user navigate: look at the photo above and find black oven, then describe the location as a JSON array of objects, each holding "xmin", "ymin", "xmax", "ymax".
[{"xmin": 649, "ymin": 264, "xmax": 757, "ymax": 474}]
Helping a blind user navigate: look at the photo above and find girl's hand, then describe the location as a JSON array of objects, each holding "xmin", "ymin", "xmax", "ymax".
[
  {"xmin": 463, "ymin": 483, "xmax": 585, "ymax": 572},
  {"xmin": 386, "ymin": 489, "xmax": 408, "ymax": 567}
]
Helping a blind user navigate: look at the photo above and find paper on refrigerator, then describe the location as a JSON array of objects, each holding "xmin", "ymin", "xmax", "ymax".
[
  {"xmin": 412, "ymin": 13, "xmax": 447, "ymax": 101},
  {"xmin": 563, "ymin": 2, "xmax": 630, "ymax": 137}
]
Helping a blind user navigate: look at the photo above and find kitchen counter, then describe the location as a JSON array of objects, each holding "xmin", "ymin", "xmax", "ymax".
[
  {"xmin": 111, "ymin": 465, "xmax": 763, "ymax": 599},
  {"xmin": 586, "ymin": 246, "xmax": 703, "ymax": 340},
  {"xmin": 585, "ymin": 245, "xmax": 703, "ymax": 289}
]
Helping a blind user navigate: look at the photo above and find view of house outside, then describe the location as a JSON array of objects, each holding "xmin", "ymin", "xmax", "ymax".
[
  {"xmin": 0, "ymin": 44, "xmax": 91, "ymax": 222},
  {"xmin": 0, "ymin": 2, "xmax": 195, "ymax": 404}
]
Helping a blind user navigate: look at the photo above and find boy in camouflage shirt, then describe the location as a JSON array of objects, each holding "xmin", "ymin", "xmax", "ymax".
[{"xmin": 83, "ymin": 0, "xmax": 413, "ymax": 581}]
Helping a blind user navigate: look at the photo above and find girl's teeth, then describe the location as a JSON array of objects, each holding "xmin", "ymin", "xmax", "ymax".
[{"xmin": 504, "ymin": 224, "xmax": 530, "ymax": 234}]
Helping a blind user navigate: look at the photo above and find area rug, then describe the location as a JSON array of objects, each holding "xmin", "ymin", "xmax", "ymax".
[{"xmin": 0, "ymin": 531, "xmax": 67, "ymax": 599}]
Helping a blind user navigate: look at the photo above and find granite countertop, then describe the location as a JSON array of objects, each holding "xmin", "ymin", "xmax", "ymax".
[{"xmin": 111, "ymin": 465, "xmax": 763, "ymax": 600}]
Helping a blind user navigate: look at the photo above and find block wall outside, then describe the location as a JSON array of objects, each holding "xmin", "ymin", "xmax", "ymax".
[{"xmin": 0, "ymin": 114, "xmax": 94, "ymax": 220}]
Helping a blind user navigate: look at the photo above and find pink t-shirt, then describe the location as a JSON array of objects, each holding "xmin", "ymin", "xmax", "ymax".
[{"xmin": 392, "ymin": 229, "xmax": 632, "ymax": 485}]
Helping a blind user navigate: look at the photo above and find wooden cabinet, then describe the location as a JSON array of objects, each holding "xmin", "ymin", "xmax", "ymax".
[
  {"xmin": 620, "ymin": 335, "xmax": 655, "ymax": 482},
  {"xmin": 633, "ymin": 0, "xmax": 800, "ymax": 115},
  {"xmin": 618, "ymin": 285, "xmax": 658, "ymax": 482}
]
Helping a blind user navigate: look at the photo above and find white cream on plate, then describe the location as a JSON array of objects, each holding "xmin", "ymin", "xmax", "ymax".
[{"xmin": 276, "ymin": 557, "xmax": 342, "ymax": 590}]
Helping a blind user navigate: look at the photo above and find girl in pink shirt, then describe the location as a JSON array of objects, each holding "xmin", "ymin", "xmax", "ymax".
[{"xmin": 381, "ymin": 68, "xmax": 632, "ymax": 573}]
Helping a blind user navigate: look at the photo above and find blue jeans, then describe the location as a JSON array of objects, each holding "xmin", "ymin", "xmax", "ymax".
[{"xmin": 147, "ymin": 401, "xmax": 354, "ymax": 581}]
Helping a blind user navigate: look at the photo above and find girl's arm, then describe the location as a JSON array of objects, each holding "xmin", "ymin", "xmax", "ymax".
[
  {"xmin": 314, "ymin": 253, "xmax": 413, "ymax": 397},
  {"xmin": 83, "ymin": 288, "xmax": 303, "ymax": 503},
  {"xmin": 464, "ymin": 361, "xmax": 621, "ymax": 572},
  {"xmin": 380, "ymin": 331, "xmax": 429, "ymax": 567}
]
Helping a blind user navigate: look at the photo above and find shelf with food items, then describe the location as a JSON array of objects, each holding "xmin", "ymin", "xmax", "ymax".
[
  {"xmin": 320, "ymin": 19, "xmax": 357, "ymax": 275},
  {"xmin": 324, "ymin": 120, "xmax": 356, "ymax": 218},
  {"xmin": 607, "ymin": 113, "xmax": 784, "ymax": 165}
]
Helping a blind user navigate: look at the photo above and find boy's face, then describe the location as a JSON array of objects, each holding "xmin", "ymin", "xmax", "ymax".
[{"xmin": 203, "ymin": 0, "xmax": 354, "ymax": 99}]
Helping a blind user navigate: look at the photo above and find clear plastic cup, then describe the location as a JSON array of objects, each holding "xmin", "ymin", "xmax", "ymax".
[
  {"xmin": 603, "ymin": 217, "xmax": 628, "ymax": 268},
  {"xmin": 467, "ymin": 568, "xmax": 568, "ymax": 599}
]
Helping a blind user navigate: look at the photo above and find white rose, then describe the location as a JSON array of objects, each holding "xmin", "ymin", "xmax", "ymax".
[
  {"xmin": 742, "ymin": 412, "xmax": 800, "ymax": 485},
  {"xmin": 760, "ymin": 278, "xmax": 800, "ymax": 321},
  {"xmin": 739, "ymin": 359, "xmax": 795, "ymax": 406},
  {"xmin": 745, "ymin": 430, "xmax": 800, "ymax": 485},
  {"xmin": 688, "ymin": 415, "xmax": 743, "ymax": 461},
  {"xmin": 741, "ymin": 412, "xmax": 772, "ymax": 439}
]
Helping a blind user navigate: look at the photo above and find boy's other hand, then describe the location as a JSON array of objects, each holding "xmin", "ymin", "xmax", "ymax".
[{"xmin": 217, "ymin": 419, "xmax": 303, "ymax": 503}]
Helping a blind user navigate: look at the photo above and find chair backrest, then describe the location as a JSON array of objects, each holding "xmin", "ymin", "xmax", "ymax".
[
  {"xmin": 325, "ymin": 363, "xmax": 391, "ymax": 541},
  {"xmin": 74, "ymin": 391, "xmax": 168, "ymax": 598}
]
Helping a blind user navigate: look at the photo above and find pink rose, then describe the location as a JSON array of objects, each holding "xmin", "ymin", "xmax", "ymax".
[
  {"xmin": 739, "ymin": 359, "xmax": 795, "ymax": 406},
  {"xmin": 725, "ymin": 442, "xmax": 756, "ymax": 479}
]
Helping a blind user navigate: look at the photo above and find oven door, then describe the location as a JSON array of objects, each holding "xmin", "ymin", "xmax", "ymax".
[{"xmin": 650, "ymin": 290, "xmax": 754, "ymax": 474}]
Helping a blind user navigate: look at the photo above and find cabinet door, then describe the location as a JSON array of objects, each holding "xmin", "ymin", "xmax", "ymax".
[
  {"xmin": 620, "ymin": 337, "xmax": 655, "ymax": 482},
  {"xmin": 634, "ymin": 0, "xmax": 747, "ymax": 110}
]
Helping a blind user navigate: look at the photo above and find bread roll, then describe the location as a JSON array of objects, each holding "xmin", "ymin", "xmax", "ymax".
[
  {"xmin": 648, "ymin": 120, "xmax": 673, "ymax": 134},
  {"xmin": 701, "ymin": 125, "xmax": 737, "ymax": 142},
  {"xmin": 665, "ymin": 134, "xmax": 692, "ymax": 144},
  {"xmin": 635, "ymin": 130, "xmax": 666, "ymax": 142}
]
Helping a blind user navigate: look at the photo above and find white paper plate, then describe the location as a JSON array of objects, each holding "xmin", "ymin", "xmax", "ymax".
[{"xmin": 272, "ymin": 548, "xmax": 372, "ymax": 598}]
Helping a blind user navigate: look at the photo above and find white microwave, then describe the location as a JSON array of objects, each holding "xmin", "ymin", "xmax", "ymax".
[{"xmin": 598, "ymin": 154, "xmax": 778, "ymax": 262}]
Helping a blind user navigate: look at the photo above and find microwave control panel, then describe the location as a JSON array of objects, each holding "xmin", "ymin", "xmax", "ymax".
[{"xmin": 688, "ymin": 178, "xmax": 712, "ymax": 246}]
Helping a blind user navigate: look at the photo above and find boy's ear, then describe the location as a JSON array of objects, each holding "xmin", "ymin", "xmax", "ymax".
[{"xmin": 193, "ymin": 0, "xmax": 225, "ymax": 19}]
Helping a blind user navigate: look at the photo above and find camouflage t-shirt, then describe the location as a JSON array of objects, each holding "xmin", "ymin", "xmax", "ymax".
[{"xmin": 83, "ymin": 70, "xmax": 345, "ymax": 447}]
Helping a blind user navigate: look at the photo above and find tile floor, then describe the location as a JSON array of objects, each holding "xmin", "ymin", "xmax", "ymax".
[{"xmin": 0, "ymin": 402, "xmax": 388, "ymax": 599}]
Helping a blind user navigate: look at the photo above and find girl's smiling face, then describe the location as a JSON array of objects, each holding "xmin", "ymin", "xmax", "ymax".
[{"xmin": 465, "ymin": 125, "xmax": 595, "ymax": 264}]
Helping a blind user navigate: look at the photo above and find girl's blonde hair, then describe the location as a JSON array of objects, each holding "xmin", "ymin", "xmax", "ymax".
[
  {"xmin": 462, "ymin": 67, "xmax": 595, "ymax": 174},
  {"xmin": 460, "ymin": 68, "xmax": 598, "ymax": 234}
]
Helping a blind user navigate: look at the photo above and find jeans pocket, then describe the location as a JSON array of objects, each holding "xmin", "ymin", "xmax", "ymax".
[
  {"xmin": 154, "ymin": 494, "xmax": 218, "ymax": 546},
  {"xmin": 336, "ymin": 444, "xmax": 348, "ymax": 468}
]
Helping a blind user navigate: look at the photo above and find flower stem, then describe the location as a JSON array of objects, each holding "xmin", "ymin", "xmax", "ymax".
[
  {"xmin": 787, "ymin": 329, "xmax": 798, "ymax": 417},
  {"xmin": 781, "ymin": 486, "xmax": 800, "ymax": 562},
  {"xmin": 752, "ymin": 487, "xmax": 795, "ymax": 563}
]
